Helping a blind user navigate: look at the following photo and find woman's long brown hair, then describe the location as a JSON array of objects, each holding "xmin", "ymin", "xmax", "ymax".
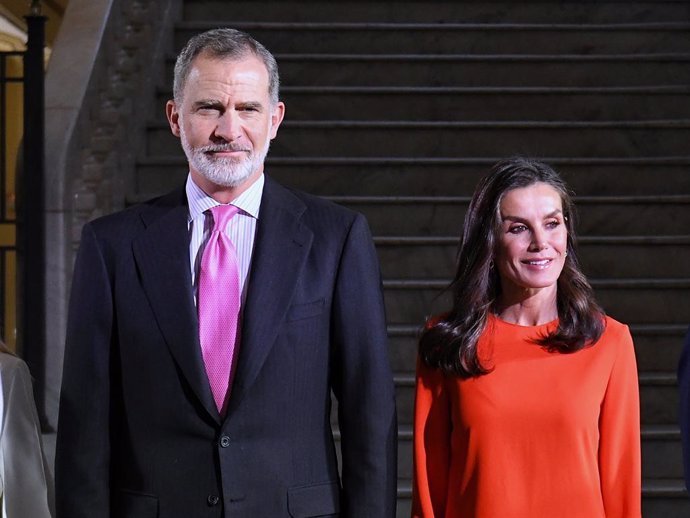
[{"xmin": 419, "ymin": 157, "xmax": 605, "ymax": 378}]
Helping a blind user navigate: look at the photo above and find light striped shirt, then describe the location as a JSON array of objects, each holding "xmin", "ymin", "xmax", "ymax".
[{"xmin": 186, "ymin": 173, "xmax": 264, "ymax": 305}]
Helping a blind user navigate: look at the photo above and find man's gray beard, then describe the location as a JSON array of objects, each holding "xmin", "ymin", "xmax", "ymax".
[{"xmin": 180, "ymin": 129, "xmax": 270, "ymax": 188}]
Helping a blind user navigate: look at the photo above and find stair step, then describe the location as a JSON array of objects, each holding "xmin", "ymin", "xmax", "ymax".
[
  {"xmin": 387, "ymin": 323, "xmax": 688, "ymax": 374},
  {"xmin": 281, "ymin": 85, "xmax": 690, "ymax": 122},
  {"xmin": 270, "ymin": 120, "xmax": 690, "ymax": 157},
  {"xmin": 155, "ymin": 85, "xmax": 690, "ymax": 122},
  {"xmin": 183, "ymin": 1, "xmax": 690, "ymax": 25},
  {"xmin": 134, "ymin": 156, "xmax": 690, "ymax": 198},
  {"xmin": 393, "ymin": 479, "xmax": 690, "ymax": 516},
  {"xmin": 164, "ymin": 52, "xmax": 690, "ymax": 87},
  {"xmin": 394, "ymin": 478, "xmax": 690, "ymax": 496},
  {"xmin": 643, "ymin": 478, "xmax": 690, "ymax": 497},
  {"xmin": 174, "ymin": 21, "xmax": 690, "ymax": 54},
  {"xmin": 641, "ymin": 480, "xmax": 690, "ymax": 516},
  {"xmin": 381, "ymin": 278, "xmax": 690, "ymax": 325},
  {"xmin": 273, "ymin": 53, "xmax": 690, "ymax": 87},
  {"xmin": 268, "ymin": 156, "xmax": 690, "ymax": 197},
  {"xmin": 373, "ymin": 235, "xmax": 690, "ymax": 279},
  {"xmin": 147, "ymin": 118, "xmax": 690, "ymax": 158},
  {"xmin": 328, "ymin": 195, "xmax": 690, "ymax": 236}
]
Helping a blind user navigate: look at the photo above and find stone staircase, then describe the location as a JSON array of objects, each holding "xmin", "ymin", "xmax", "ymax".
[{"xmin": 133, "ymin": 1, "xmax": 690, "ymax": 516}]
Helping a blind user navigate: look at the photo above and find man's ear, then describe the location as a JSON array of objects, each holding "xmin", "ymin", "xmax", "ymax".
[
  {"xmin": 166, "ymin": 100, "xmax": 181, "ymax": 137},
  {"xmin": 269, "ymin": 101, "xmax": 286, "ymax": 140}
]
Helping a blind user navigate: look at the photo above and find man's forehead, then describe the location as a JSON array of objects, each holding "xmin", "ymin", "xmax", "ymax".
[
  {"xmin": 186, "ymin": 54, "xmax": 268, "ymax": 89},
  {"xmin": 192, "ymin": 52, "xmax": 266, "ymax": 74}
]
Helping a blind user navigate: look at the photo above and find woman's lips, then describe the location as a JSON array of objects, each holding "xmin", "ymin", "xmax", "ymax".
[{"xmin": 521, "ymin": 258, "xmax": 553, "ymax": 268}]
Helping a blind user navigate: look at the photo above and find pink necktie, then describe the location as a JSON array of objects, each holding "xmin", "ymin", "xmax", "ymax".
[{"xmin": 198, "ymin": 204, "xmax": 241, "ymax": 415}]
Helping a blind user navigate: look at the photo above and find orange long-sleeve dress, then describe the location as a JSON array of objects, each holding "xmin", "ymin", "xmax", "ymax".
[{"xmin": 412, "ymin": 314, "xmax": 641, "ymax": 518}]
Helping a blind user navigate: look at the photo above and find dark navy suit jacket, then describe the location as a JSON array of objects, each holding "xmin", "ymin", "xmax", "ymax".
[
  {"xmin": 679, "ymin": 326, "xmax": 690, "ymax": 491},
  {"xmin": 55, "ymin": 177, "xmax": 397, "ymax": 518}
]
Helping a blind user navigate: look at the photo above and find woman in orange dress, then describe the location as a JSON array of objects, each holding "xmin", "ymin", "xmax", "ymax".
[{"xmin": 412, "ymin": 157, "xmax": 641, "ymax": 518}]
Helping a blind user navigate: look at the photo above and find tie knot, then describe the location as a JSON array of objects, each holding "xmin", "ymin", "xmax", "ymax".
[{"xmin": 210, "ymin": 204, "xmax": 239, "ymax": 232}]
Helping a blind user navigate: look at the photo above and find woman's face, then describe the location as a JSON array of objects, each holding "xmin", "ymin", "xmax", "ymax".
[{"xmin": 494, "ymin": 182, "xmax": 568, "ymax": 299}]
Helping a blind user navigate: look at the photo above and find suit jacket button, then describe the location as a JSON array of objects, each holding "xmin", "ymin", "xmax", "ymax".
[
  {"xmin": 219, "ymin": 435, "xmax": 230, "ymax": 448},
  {"xmin": 207, "ymin": 494, "xmax": 220, "ymax": 506}
]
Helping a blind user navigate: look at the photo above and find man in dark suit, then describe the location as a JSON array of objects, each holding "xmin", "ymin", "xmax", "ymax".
[
  {"xmin": 56, "ymin": 28, "xmax": 397, "ymax": 518},
  {"xmin": 679, "ymin": 326, "xmax": 690, "ymax": 491}
]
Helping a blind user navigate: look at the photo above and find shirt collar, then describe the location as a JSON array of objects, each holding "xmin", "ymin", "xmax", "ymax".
[{"xmin": 186, "ymin": 173, "xmax": 264, "ymax": 222}]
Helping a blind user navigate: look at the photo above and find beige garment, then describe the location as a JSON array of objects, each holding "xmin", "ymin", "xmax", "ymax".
[{"xmin": 0, "ymin": 353, "xmax": 54, "ymax": 518}]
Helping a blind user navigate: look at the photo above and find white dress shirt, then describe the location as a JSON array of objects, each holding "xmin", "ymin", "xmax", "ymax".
[{"xmin": 186, "ymin": 173, "xmax": 263, "ymax": 305}]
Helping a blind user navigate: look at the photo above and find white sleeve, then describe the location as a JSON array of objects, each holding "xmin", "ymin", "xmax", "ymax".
[{"xmin": 1, "ymin": 358, "xmax": 53, "ymax": 518}]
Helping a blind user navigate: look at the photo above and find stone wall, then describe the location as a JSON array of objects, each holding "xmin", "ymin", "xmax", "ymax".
[{"xmin": 43, "ymin": 0, "xmax": 181, "ymax": 464}]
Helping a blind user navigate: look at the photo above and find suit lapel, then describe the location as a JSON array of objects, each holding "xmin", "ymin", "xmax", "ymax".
[
  {"xmin": 227, "ymin": 178, "xmax": 313, "ymax": 411},
  {"xmin": 132, "ymin": 189, "xmax": 220, "ymax": 424}
]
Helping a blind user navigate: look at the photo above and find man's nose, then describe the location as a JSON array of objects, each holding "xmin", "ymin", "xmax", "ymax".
[{"xmin": 213, "ymin": 110, "xmax": 241, "ymax": 141}]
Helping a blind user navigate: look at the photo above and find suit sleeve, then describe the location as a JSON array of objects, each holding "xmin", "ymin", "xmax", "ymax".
[
  {"xmin": 412, "ymin": 356, "xmax": 451, "ymax": 518},
  {"xmin": 678, "ymin": 326, "xmax": 690, "ymax": 492},
  {"xmin": 330, "ymin": 213, "xmax": 397, "ymax": 518},
  {"xmin": 56, "ymin": 223, "xmax": 113, "ymax": 518},
  {"xmin": 598, "ymin": 324, "xmax": 642, "ymax": 518},
  {"xmin": 2, "ymin": 359, "xmax": 54, "ymax": 518}
]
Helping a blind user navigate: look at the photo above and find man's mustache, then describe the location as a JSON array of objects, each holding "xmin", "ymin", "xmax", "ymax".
[{"xmin": 201, "ymin": 144, "xmax": 251, "ymax": 154}]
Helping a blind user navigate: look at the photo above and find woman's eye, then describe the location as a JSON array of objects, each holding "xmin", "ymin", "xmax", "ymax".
[
  {"xmin": 508, "ymin": 225, "xmax": 527, "ymax": 234},
  {"xmin": 546, "ymin": 220, "xmax": 561, "ymax": 229}
]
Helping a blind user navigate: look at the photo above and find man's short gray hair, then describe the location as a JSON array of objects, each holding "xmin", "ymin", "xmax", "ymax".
[{"xmin": 173, "ymin": 28, "xmax": 280, "ymax": 105}]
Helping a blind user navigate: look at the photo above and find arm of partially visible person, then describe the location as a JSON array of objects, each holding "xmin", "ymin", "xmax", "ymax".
[
  {"xmin": 330, "ymin": 213, "xmax": 397, "ymax": 518},
  {"xmin": 598, "ymin": 323, "xmax": 642, "ymax": 518},
  {"xmin": 678, "ymin": 326, "xmax": 690, "ymax": 492},
  {"xmin": 55, "ymin": 223, "xmax": 114, "ymax": 518},
  {"xmin": 411, "ymin": 356, "xmax": 451, "ymax": 518},
  {"xmin": 2, "ymin": 359, "xmax": 54, "ymax": 518}
]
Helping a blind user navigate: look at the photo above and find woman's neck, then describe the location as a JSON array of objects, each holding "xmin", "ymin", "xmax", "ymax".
[{"xmin": 494, "ymin": 285, "xmax": 558, "ymax": 326}]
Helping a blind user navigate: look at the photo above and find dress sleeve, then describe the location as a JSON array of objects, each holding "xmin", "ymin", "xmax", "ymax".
[
  {"xmin": 598, "ymin": 324, "xmax": 642, "ymax": 518},
  {"xmin": 2, "ymin": 360, "xmax": 53, "ymax": 518},
  {"xmin": 412, "ymin": 356, "xmax": 451, "ymax": 518}
]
